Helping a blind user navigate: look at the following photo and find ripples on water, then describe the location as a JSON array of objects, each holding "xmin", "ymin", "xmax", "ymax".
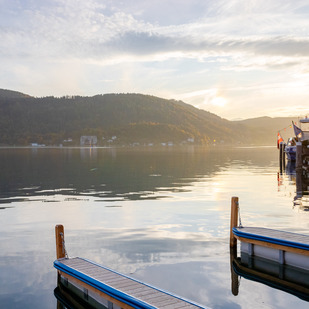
[{"xmin": 0, "ymin": 146, "xmax": 308, "ymax": 308}]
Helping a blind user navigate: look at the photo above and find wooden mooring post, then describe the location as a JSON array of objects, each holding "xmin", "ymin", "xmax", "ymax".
[
  {"xmin": 55, "ymin": 224, "xmax": 66, "ymax": 259},
  {"xmin": 230, "ymin": 247, "xmax": 239, "ymax": 296},
  {"xmin": 230, "ymin": 196, "xmax": 239, "ymax": 248},
  {"xmin": 296, "ymin": 142, "xmax": 303, "ymax": 170},
  {"xmin": 279, "ymin": 142, "xmax": 286, "ymax": 172}
]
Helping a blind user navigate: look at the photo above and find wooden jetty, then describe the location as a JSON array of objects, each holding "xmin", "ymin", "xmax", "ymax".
[
  {"xmin": 54, "ymin": 225, "xmax": 208, "ymax": 309},
  {"xmin": 230, "ymin": 197, "xmax": 309, "ymax": 271},
  {"xmin": 229, "ymin": 197, "xmax": 309, "ymax": 301}
]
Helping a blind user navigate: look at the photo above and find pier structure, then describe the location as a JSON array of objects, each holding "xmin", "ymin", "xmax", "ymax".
[
  {"xmin": 229, "ymin": 197, "xmax": 309, "ymax": 301},
  {"xmin": 54, "ymin": 225, "xmax": 208, "ymax": 309},
  {"xmin": 230, "ymin": 197, "xmax": 309, "ymax": 270}
]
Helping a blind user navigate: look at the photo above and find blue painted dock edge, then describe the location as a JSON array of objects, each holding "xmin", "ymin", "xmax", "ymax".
[
  {"xmin": 54, "ymin": 257, "xmax": 208, "ymax": 309},
  {"xmin": 233, "ymin": 227, "xmax": 309, "ymax": 251}
]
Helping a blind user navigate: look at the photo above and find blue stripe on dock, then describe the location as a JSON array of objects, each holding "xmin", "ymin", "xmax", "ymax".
[
  {"xmin": 233, "ymin": 227, "xmax": 309, "ymax": 251},
  {"xmin": 54, "ymin": 259, "xmax": 156, "ymax": 309},
  {"xmin": 54, "ymin": 257, "xmax": 207, "ymax": 309}
]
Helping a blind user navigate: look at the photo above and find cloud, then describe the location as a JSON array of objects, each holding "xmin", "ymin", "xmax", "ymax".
[
  {"xmin": 2, "ymin": 0, "xmax": 309, "ymax": 63},
  {"xmin": 1, "ymin": 0, "xmax": 309, "ymax": 118},
  {"xmin": 103, "ymin": 33, "xmax": 309, "ymax": 60}
]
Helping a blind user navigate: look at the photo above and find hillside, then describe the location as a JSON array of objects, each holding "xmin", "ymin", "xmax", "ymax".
[
  {"xmin": 0, "ymin": 89, "xmax": 296, "ymax": 146},
  {"xmin": 235, "ymin": 116, "xmax": 299, "ymax": 144},
  {"xmin": 0, "ymin": 89, "xmax": 32, "ymax": 99}
]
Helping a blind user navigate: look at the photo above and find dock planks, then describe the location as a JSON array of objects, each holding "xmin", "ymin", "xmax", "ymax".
[
  {"xmin": 233, "ymin": 227, "xmax": 309, "ymax": 253},
  {"xmin": 54, "ymin": 257, "xmax": 207, "ymax": 309}
]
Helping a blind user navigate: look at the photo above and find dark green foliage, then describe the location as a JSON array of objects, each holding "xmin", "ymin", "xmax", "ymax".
[
  {"xmin": 0, "ymin": 89, "xmax": 283, "ymax": 146},
  {"xmin": 0, "ymin": 89, "xmax": 32, "ymax": 99}
]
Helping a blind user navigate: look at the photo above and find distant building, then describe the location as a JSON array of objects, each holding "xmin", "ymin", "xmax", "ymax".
[
  {"xmin": 80, "ymin": 136, "xmax": 97, "ymax": 146},
  {"xmin": 63, "ymin": 138, "xmax": 73, "ymax": 143},
  {"xmin": 30, "ymin": 143, "xmax": 45, "ymax": 147}
]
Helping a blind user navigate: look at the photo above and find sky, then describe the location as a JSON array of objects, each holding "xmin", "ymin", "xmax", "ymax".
[{"xmin": 1, "ymin": 0, "xmax": 309, "ymax": 120}]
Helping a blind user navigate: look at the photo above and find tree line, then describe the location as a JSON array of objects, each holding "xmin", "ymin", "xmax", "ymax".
[{"xmin": 0, "ymin": 91, "xmax": 275, "ymax": 146}]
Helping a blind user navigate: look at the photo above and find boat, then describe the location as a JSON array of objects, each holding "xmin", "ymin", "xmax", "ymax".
[
  {"xmin": 279, "ymin": 117, "xmax": 309, "ymax": 162},
  {"xmin": 294, "ymin": 117, "xmax": 309, "ymax": 171},
  {"xmin": 294, "ymin": 117, "xmax": 309, "ymax": 142},
  {"xmin": 284, "ymin": 137, "xmax": 297, "ymax": 161}
]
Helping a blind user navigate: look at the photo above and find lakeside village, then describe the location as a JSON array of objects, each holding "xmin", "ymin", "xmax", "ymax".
[{"xmin": 30, "ymin": 135, "xmax": 197, "ymax": 148}]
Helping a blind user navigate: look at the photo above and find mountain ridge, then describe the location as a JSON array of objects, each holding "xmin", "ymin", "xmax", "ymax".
[{"xmin": 0, "ymin": 88, "xmax": 300, "ymax": 146}]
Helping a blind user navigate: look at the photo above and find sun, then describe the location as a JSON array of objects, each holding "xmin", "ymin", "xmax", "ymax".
[{"xmin": 211, "ymin": 96, "xmax": 227, "ymax": 107}]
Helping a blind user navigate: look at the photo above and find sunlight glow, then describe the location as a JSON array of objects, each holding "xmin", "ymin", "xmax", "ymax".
[{"xmin": 211, "ymin": 96, "xmax": 227, "ymax": 107}]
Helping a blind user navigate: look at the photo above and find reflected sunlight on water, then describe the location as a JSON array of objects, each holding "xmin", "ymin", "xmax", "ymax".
[{"xmin": 0, "ymin": 147, "xmax": 308, "ymax": 308}]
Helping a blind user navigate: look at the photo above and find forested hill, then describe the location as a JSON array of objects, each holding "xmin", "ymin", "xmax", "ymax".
[
  {"xmin": 0, "ymin": 88, "xmax": 32, "ymax": 99},
  {"xmin": 0, "ymin": 89, "xmax": 294, "ymax": 146}
]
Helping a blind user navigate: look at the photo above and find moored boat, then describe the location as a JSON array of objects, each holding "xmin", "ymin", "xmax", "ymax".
[
  {"xmin": 278, "ymin": 116, "xmax": 309, "ymax": 162},
  {"xmin": 284, "ymin": 137, "xmax": 297, "ymax": 161},
  {"xmin": 297, "ymin": 117, "xmax": 309, "ymax": 142}
]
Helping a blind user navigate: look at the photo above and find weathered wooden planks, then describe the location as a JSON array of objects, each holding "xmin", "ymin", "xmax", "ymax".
[
  {"xmin": 230, "ymin": 197, "xmax": 309, "ymax": 271},
  {"xmin": 235, "ymin": 227, "xmax": 309, "ymax": 245},
  {"xmin": 233, "ymin": 226, "xmax": 309, "ymax": 271},
  {"xmin": 54, "ymin": 257, "xmax": 206, "ymax": 309},
  {"xmin": 233, "ymin": 227, "xmax": 309, "ymax": 253}
]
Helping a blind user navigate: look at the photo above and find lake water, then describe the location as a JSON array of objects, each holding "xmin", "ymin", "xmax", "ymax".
[{"xmin": 0, "ymin": 146, "xmax": 308, "ymax": 309}]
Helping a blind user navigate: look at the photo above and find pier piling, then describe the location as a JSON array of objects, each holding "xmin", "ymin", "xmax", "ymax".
[
  {"xmin": 55, "ymin": 224, "xmax": 65, "ymax": 259},
  {"xmin": 296, "ymin": 142, "xmax": 303, "ymax": 169},
  {"xmin": 230, "ymin": 197, "xmax": 239, "ymax": 248}
]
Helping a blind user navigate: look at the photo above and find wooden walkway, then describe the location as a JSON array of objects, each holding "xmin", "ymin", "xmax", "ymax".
[
  {"xmin": 232, "ymin": 226, "xmax": 309, "ymax": 271},
  {"xmin": 229, "ymin": 197, "xmax": 309, "ymax": 298},
  {"xmin": 54, "ymin": 257, "xmax": 207, "ymax": 309},
  {"xmin": 233, "ymin": 227, "xmax": 309, "ymax": 253}
]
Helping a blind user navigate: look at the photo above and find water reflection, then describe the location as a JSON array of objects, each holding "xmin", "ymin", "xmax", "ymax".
[
  {"xmin": 2, "ymin": 146, "xmax": 309, "ymax": 309},
  {"xmin": 0, "ymin": 147, "xmax": 278, "ymax": 203},
  {"xmin": 230, "ymin": 247, "xmax": 309, "ymax": 302},
  {"xmin": 278, "ymin": 160, "xmax": 309, "ymax": 211}
]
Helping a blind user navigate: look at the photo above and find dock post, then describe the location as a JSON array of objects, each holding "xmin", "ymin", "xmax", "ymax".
[
  {"xmin": 296, "ymin": 168, "xmax": 303, "ymax": 198},
  {"xmin": 296, "ymin": 142, "xmax": 302, "ymax": 170},
  {"xmin": 282, "ymin": 144, "xmax": 286, "ymax": 169},
  {"xmin": 282, "ymin": 143, "xmax": 286, "ymax": 162},
  {"xmin": 55, "ymin": 224, "xmax": 66, "ymax": 259},
  {"xmin": 230, "ymin": 247, "xmax": 239, "ymax": 296},
  {"xmin": 279, "ymin": 142, "xmax": 283, "ymax": 171},
  {"xmin": 230, "ymin": 197, "xmax": 239, "ymax": 248}
]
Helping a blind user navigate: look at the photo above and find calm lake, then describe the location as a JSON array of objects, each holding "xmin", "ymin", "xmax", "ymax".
[{"xmin": 0, "ymin": 146, "xmax": 308, "ymax": 308}]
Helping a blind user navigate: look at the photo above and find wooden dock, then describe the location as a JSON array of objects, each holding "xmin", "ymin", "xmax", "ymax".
[
  {"xmin": 54, "ymin": 225, "xmax": 208, "ymax": 309},
  {"xmin": 230, "ymin": 197, "xmax": 309, "ymax": 271},
  {"xmin": 229, "ymin": 197, "xmax": 309, "ymax": 301}
]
